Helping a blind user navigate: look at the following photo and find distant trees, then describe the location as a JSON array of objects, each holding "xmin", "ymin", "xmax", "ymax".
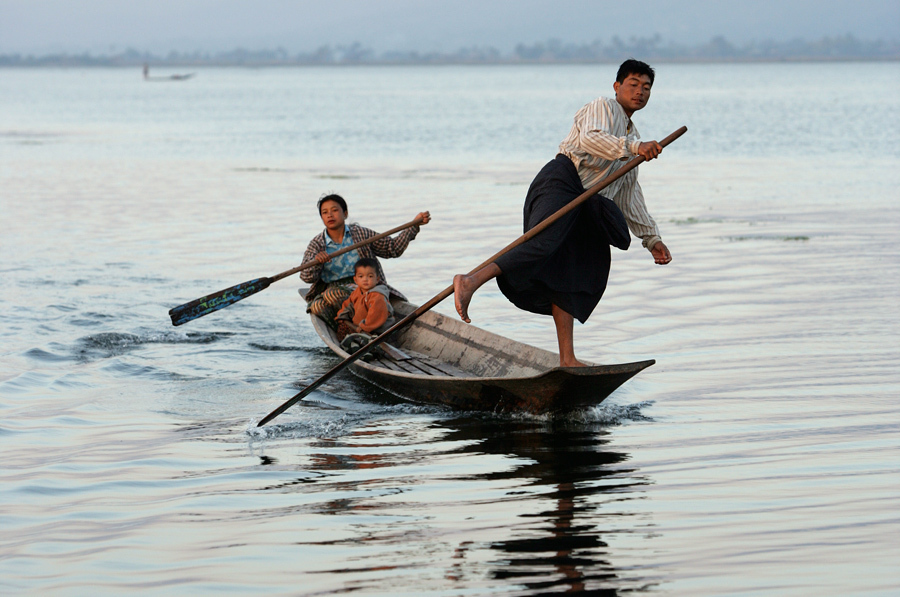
[
  {"xmin": 511, "ymin": 34, "xmax": 898, "ymax": 62},
  {"xmin": 1, "ymin": 35, "xmax": 897, "ymax": 67}
]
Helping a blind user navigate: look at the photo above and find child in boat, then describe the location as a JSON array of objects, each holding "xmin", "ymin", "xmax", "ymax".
[
  {"xmin": 334, "ymin": 258, "xmax": 396, "ymax": 341},
  {"xmin": 302, "ymin": 193, "xmax": 429, "ymax": 329}
]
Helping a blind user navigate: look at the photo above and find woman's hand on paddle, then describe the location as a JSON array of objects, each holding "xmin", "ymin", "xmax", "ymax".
[
  {"xmin": 314, "ymin": 251, "xmax": 331, "ymax": 265},
  {"xmin": 415, "ymin": 211, "xmax": 431, "ymax": 226},
  {"xmin": 637, "ymin": 141, "xmax": 663, "ymax": 161},
  {"xmin": 651, "ymin": 241, "xmax": 672, "ymax": 265}
]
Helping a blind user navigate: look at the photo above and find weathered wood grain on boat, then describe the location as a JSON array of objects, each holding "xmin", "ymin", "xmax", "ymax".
[{"xmin": 306, "ymin": 294, "xmax": 654, "ymax": 414}]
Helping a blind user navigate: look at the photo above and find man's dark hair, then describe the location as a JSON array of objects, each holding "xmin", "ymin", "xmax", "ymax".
[
  {"xmin": 317, "ymin": 193, "xmax": 348, "ymax": 214},
  {"xmin": 616, "ymin": 59, "xmax": 655, "ymax": 86},
  {"xmin": 354, "ymin": 257, "xmax": 379, "ymax": 273}
]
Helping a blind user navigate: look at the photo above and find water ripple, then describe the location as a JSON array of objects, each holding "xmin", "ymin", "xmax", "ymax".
[{"xmin": 74, "ymin": 330, "xmax": 228, "ymax": 360}]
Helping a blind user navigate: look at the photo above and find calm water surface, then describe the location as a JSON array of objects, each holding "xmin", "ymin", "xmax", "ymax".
[{"xmin": 1, "ymin": 63, "xmax": 899, "ymax": 595}]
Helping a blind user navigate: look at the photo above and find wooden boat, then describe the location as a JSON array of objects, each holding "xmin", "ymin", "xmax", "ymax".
[{"xmin": 305, "ymin": 293, "xmax": 654, "ymax": 414}]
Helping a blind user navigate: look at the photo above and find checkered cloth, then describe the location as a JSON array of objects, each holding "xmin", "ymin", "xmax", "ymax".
[{"xmin": 300, "ymin": 222, "xmax": 420, "ymax": 304}]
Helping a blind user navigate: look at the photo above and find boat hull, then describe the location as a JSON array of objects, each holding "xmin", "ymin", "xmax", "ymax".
[
  {"xmin": 350, "ymin": 359, "xmax": 654, "ymax": 414},
  {"xmin": 307, "ymin": 295, "xmax": 653, "ymax": 414}
]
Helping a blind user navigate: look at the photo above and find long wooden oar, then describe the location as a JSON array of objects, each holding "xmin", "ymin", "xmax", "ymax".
[
  {"xmin": 169, "ymin": 217, "xmax": 424, "ymax": 326},
  {"xmin": 258, "ymin": 125, "xmax": 687, "ymax": 426}
]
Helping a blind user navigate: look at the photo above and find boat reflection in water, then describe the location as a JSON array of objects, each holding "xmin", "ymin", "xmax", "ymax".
[
  {"xmin": 295, "ymin": 408, "xmax": 655, "ymax": 594},
  {"xmin": 447, "ymin": 418, "xmax": 652, "ymax": 594}
]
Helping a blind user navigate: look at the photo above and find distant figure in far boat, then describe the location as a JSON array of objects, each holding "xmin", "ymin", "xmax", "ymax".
[
  {"xmin": 301, "ymin": 193, "xmax": 430, "ymax": 330},
  {"xmin": 143, "ymin": 63, "xmax": 195, "ymax": 81},
  {"xmin": 453, "ymin": 59, "xmax": 671, "ymax": 367}
]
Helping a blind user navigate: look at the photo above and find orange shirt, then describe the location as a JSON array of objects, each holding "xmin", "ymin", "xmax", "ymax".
[{"xmin": 337, "ymin": 287, "xmax": 391, "ymax": 333}]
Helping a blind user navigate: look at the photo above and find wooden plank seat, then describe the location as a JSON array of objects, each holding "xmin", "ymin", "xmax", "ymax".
[
  {"xmin": 312, "ymin": 313, "xmax": 470, "ymax": 378},
  {"xmin": 371, "ymin": 344, "xmax": 471, "ymax": 378}
]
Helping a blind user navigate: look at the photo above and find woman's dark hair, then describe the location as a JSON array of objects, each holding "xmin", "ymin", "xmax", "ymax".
[
  {"xmin": 616, "ymin": 59, "xmax": 655, "ymax": 86},
  {"xmin": 317, "ymin": 193, "xmax": 348, "ymax": 214}
]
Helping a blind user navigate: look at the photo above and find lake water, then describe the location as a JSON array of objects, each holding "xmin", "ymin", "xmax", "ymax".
[{"xmin": 1, "ymin": 62, "xmax": 898, "ymax": 595}]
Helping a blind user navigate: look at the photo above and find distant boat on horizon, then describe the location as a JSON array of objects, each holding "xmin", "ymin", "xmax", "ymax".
[{"xmin": 143, "ymin": 64, "xmax": 195, "ymax": 81}]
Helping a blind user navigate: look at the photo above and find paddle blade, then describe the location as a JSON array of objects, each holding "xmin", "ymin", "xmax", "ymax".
[{"xmin": 169, "ymin": 277, "xmax": 272, "ymax": 326}]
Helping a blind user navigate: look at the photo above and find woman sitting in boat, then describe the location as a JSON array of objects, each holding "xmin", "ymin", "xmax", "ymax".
[
  {"xmin": 301, "ymin": 193, "xmax": 430, "ymax": 328},
  {"xmin": 334, "ymin": 258, "xmax": 396, "ymax": 340}
]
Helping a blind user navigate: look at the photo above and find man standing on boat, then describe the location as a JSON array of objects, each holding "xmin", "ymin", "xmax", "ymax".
[{"xmin": 453, "ymin": 59, "xmax": 671, "ymax": 367}]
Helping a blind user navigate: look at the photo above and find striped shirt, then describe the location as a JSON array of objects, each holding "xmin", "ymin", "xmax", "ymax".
[{"xmin": 559, "ymin": 96, "xmax": 661, "ymax": 250}]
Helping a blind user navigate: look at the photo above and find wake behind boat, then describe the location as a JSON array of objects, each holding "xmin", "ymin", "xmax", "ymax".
[{"xmin": 305, "ymin": 291, "xmax": 654, "ymax": 414}]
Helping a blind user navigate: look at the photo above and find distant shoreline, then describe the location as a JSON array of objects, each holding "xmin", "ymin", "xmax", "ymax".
[
  {"xmin": 2, "ymin": 56, "xmax": 898, "ymax": 68},
  {"xmin": 3, "ymin": 34, "xmax": 897, "ymax": 67}
]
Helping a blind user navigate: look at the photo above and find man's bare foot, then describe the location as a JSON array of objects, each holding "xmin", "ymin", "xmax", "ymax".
[
  {"xmin": 453, "ymin": 274, "xmax": 474, "ymax": 323},
  {"xmin": 560, "ymin": 356, "xmax": 588, "ymax": 367}
]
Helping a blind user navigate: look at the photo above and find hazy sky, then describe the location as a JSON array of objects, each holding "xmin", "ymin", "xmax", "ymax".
[{"xmin": 2, "ymin": 0, "xmax": 898, "ymax": 55}]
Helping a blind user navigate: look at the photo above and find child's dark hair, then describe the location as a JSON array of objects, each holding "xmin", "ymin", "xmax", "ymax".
[
  {"xmin": 317, "ymin": 193, "xmax": 348, "ymax": 214},
  {"xmin": 354, "ymin": 257, "xmax": 379, "ymax": 273},
  {"xmin": 616, "ymin": 59, "xmax": 655, "ymax": 86}
]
